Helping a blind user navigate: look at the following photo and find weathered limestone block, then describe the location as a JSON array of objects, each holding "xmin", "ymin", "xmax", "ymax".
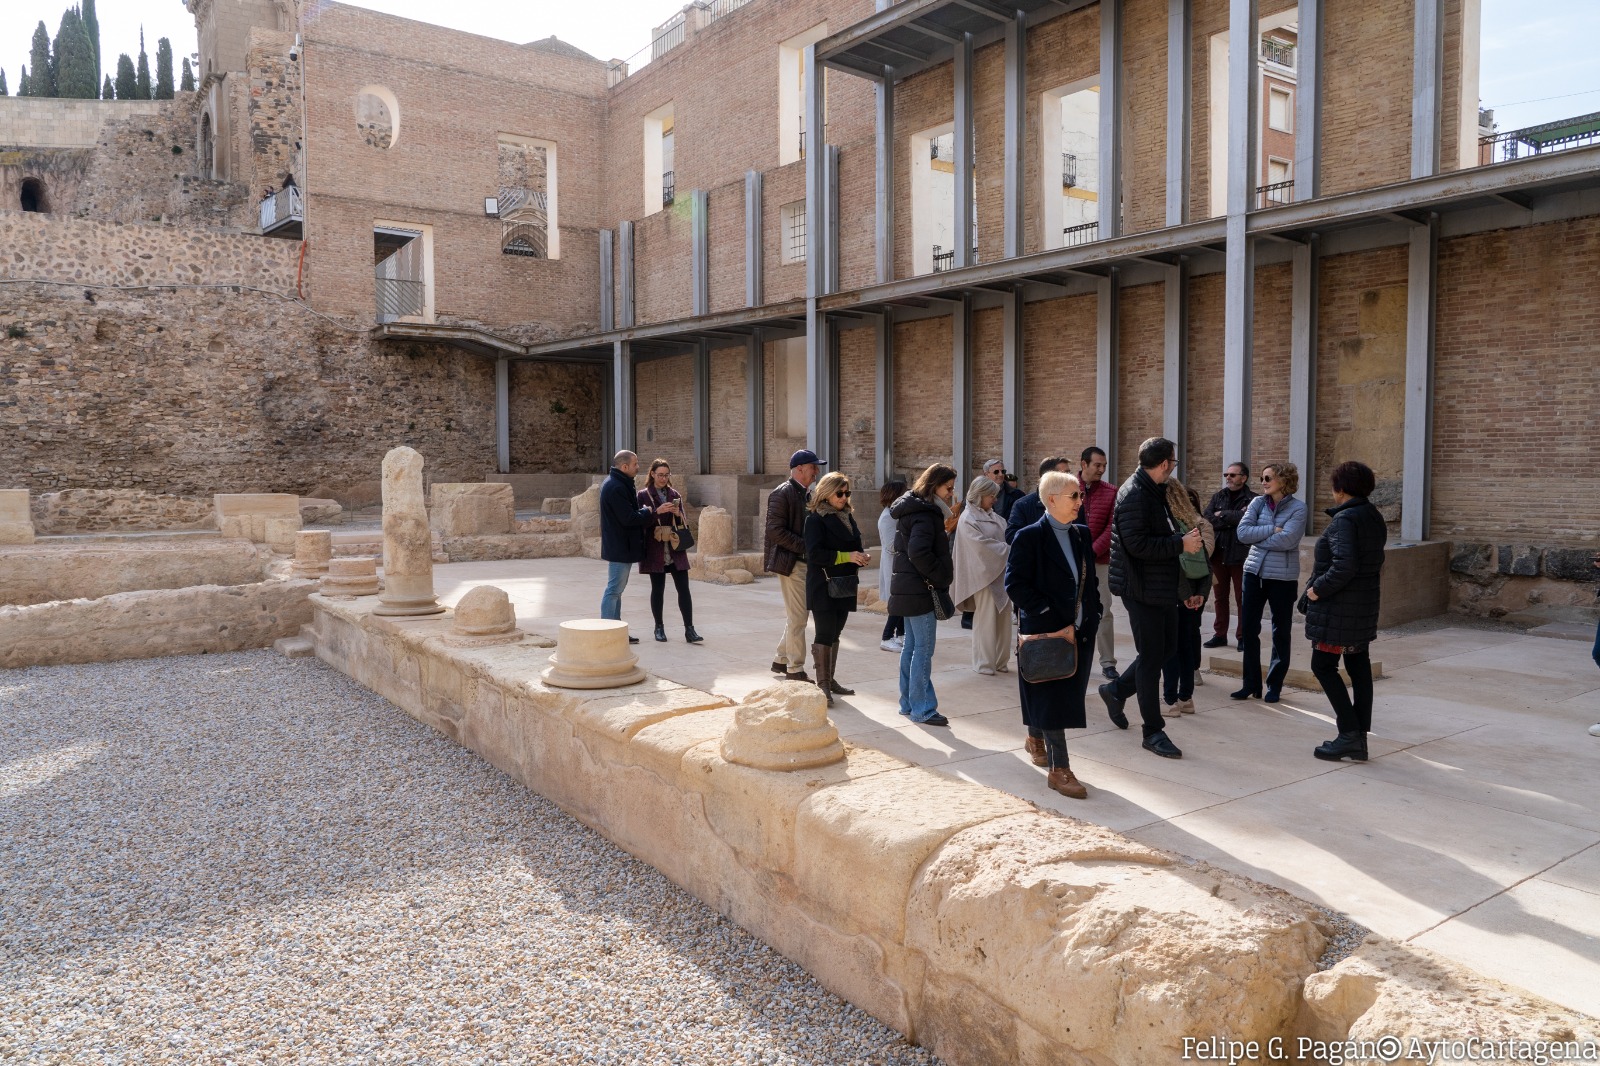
[
  {"xmin": 291, "ymin": 530, "xmax": 332, "ymax": 577},
  {"xmin": 321, "ymin": 556, "xmax": 380, "ymax": 598},
  {"xmin": 214, "ymin": 493, "xmax": 301, "ymax": 545},
  {"xmin": 375, "ymin": 447, "xmax": 444, "ymax": 617},
  {"xmin": 720, "ymin": 682, "xmax": 844, "ymax": 771},
  {"xmin": 429, "ymin": 483, "xmax": 515, "ymax": 537},
  {"xmin": 442, "ymin": 585, "xmax": 524, "ymax": 648},
  {"xmin": 541, "ymin": 619, "xmax": 646, "ymax": 689},
  {"xmin": 1, "ymin": 541, "xmax": 268, "ymax": 607},
  {"xmin": 514, "ymin": 515, "xmax": 571, "ymax": 534},
  {"xmin": 696, "ymin": 506, "xmax": 735, "ymax": 556},
  {"xmin": 264, "ymin": 516, "xmax": 300, "ymax": 554},
  {"xmin": 0, "ymin": 490, "xmax": 36, "ymax": 545},
  {"xmin": 569, "ymin": 484, "xmax": 602, "ymax": 541},
  {"xmin": 298, "ymin": 498, "xmax": 343, "ymax": 525},
  {"xmin": 440, "ymin": 533, "xmax": 581, "ymax": 562},
  {"xmin": 541, "ymin": 497, "xmax": 571, "ymax": 515},
  {"xmin": 32, "ymin": 488, "xmax": 215, "ymax": 534}
]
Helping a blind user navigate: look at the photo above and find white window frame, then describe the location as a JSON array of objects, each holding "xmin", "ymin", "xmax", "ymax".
[
  {"xmin": 1268, "ymin": 85, "xmax": 1294, "ymax": 134},
  {"xmin": 373, "ymin": 220, "xmax": 434, "ymax": 324},
  {"xmin": 497, "ymin": 133, "xmax": 560, "ymax": 260},
  {"xmin": 643, "ymin": 102, "xmax": 675, "ymax": 215},
  {"xmin": 779, "ymin": 23, "xmax": 829, "ymax": 166}
]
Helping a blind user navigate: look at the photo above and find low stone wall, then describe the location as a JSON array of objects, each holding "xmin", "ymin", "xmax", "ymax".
[
  {"xmin": 0, "ymin": 97, "xmax": 167, "ymax": 149},
  {"xmin": 440, "ymin": 533, "xmax": 581, "ymax": 562},
  {"xmin": 0, "ymin": 579, "xmax": 315, "ymax": 669},
  {"xmin": 1450, "ymin": 541, "xmax": 1600, "ymax": 619},
  {"xmin": 0, "ymin": 540, "xmax": 268, "ymax": 606},
  {"xmin": 309, "ymin": 597, "xmax": 1597, "ymax": 1062},
  {"xmin": 31, "ymin": 489, "xmax": 217, "ymax": 534}
]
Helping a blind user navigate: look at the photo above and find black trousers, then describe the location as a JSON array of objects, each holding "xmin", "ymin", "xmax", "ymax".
[
  {"xmin": 882, "ymin": 614, "xmax": 905, "ymax": 640},
  {"xmin": 649, "ymin": 567, "xmax": 693, "ymax": 627},
  {"xmin": 1162, "ymin": 603, "xmax": 1204, "ymax": 703},
  {"xmin": 1240, "ymin": 572, "xmax": 1297, "ymax": 693},
  {"xmin": 1311, "ymin": 647, "xmax": 1374, "ymax": 734},
  {"xmin": 1112, "ymin": 598, "xmax": 1178, "ymax": 738},
  {"xmin": 812, "ymin": 604, "xmax": 850, "ymax": 647}
]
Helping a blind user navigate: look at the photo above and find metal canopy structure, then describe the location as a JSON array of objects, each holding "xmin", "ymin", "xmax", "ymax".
[{"xmin": 818, "ymin": 0, "xmax": 1094, "ymax": 81}]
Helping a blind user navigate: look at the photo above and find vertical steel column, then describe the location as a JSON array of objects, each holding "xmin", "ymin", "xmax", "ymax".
[
  {"xmin": 1002, "ymin": 13, "xmax": 1027, "ymax": 260},
  {"xmin": 693, "ymin": 339, "xmax": 711, "ymax": 474},
  {"xmin": 746, "ymin": 331, "xmax": 765, "ymax": 475},
  {"xmin": 745, "ymin": 170, "xmax": 764, "ymax": 307},
  {"xmin": 1222, "ymin": 0, "xmax": 1256, "ymax": 470},
  {"xmin": 1096, "ymin": 270, "xmax": 1119, "ymax": 477},
  {"xmin": 1001, "ymin": 287, "xmax": 1025, "ymax": 476},
  {"xmin": 875, "ymin": 72, "xmax": 895, "ymax": 284},
  {"xmin": 1099, "ymin": 0, "xmax": 1123, "ymax": 239},
  {"xmin": 618, "ymin": 221, "xmax": 635, "ymax": 329},
  {"xmin": 953, "ymin": 33, "xmax": 975, "ymax": 268},
  {"xmin": 804, "ymin": 44, "xmax": 830, "ymax": 452},
  {"xmin": 1162, "ymin": 262, "xmax": 1188, "ymax": 461},
  {"xmin": 601, "ymin": 358, "xmax": 616, "ymax": 465},
  {"xmin": 1165, "ymin": 0, "xmax": 1190, "ymax": 227},
  {"xmin": 875, "ymin": 311, "xmax": 895, "ymax": 484},
  {"xmin": 691, "ymin": 189, "xmax": 709, "ymax": 317},
  {"xmin": 952, "ymin": 294, "xmax": 972, "ymax": 480},
  {"xmin": 613, "ymin": 340, "xmax": 635, "ymax": 453},
  {"xmin": 1288, "ymin": 237, "xmax": 1319, "ymax": 508},
  {"xmin": 1411, "ymin": 0, "xmax": 1443, "ymax": 179},
  {"xmin": 1294, "ymin": 0, "xmax": 1321, "ymax": 200},
  {"xmin": 599, "ymin": 229, "xmax": 615, "ymax": 331},
  {"xmin": 825, "ymin": 145, "xmax": 841, "ymax": 295},
  {"xmin": 495, "ymin": 356, "xmax": 511, "ymax": 474},
  {"xmin": 1401, "ymin": 217, "xmax": 1437, "ymax": 542}
]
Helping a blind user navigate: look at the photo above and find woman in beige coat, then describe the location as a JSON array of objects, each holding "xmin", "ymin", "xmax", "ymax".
[{"xmin": 950, "ymin": 476, "xmax": 1013, "ymax": 675}]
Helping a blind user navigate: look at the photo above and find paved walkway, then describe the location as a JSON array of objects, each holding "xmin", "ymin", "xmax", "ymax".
[{"xmin": 430, "ymin": 557, "xmax": 1600, "ymax": 1019}]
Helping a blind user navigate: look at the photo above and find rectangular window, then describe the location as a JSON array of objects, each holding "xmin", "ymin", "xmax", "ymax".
[
  {"xmin": 782, "ymin": 200, "xmax": 807, "ymax": 264},
  {"xmin": 1268, "ymin": 86, "xmax": 1293, "ymax": 133},
  {"xmin": 779, "ymin": 23, "xmax": 828, "ymax": 166},
  {"xmin": 496, "ymin": 135, "xmax": 559, "ymax": 259},
  {"xmin": 643, "ymin": 103, "xmax": 674, "ymax": 215}
]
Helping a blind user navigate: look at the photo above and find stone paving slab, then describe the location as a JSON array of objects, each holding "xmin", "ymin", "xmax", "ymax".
[{"xmin": 430, "ymin": 557, "xmax": 1600, "ymax": 1019}]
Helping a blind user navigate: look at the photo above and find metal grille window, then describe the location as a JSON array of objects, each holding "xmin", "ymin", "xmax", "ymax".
[
  {"xmin": 782, "ymin": 200, "xmax": 806, "ymax": 264},
  {"xmin": 1062, "ymin": 221, "xmax": 1098, "ymax": 247}
]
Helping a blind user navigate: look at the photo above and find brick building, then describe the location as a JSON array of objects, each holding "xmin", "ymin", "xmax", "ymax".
[{"xmin": 2, "ymin": 0, "xmax": 1597, "ymax": 611}]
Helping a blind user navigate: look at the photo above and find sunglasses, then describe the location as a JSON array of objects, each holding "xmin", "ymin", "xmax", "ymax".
[
  {"xmin": 1262, "ymin": 475, "xmax": 1276, "ymax": 483},
  {"xmin": 833, "ymin": 489, "xmax": 851, "ymax": 498},
  {"xmin": 1225, "ymin": 472, "xmax": 1245, "ymax": 478},
  {"xmin": 1051, "ymin": 491, "xmax": 1082, "ymax": 501}
]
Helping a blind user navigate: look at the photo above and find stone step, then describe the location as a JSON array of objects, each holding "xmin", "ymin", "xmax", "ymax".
[
  {"xmin": 1208, "ymin": 655, "xmax": 1383, "ymax": 691},
  {"xmin": 272, "ymin": 635, "xmax": 315, "ymax": 659}
]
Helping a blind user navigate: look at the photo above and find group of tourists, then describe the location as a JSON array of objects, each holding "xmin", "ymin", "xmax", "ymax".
[{"xmin": 593, "ymin": 439, "xmax": 1429, "ymax": 801}]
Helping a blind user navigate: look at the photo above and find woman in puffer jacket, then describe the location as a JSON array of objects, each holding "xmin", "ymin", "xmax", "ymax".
[
  {"xmin": 1232, "ymin": 461, "xmax": 1308, "ymax": 703},
  {"xmin": 886, "ymin": 464, "xmax": 958, "ymax": 727},
  {"xmin": 1306, "ymin": 461, "xmax": 1388, "ymax": 762}
]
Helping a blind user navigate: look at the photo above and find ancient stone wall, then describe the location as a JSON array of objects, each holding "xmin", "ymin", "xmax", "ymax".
[
  {"xmin": 30, "ymin": 489, "xmax": 217, "ymax": 534},
  {"xmin": 0, "ymin": 98, "xmax": 168, "ymax": 149}
]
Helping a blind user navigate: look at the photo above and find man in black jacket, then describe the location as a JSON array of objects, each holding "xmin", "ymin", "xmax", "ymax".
[
  {"xmin": 600, "ymin": 450, "xmax": 675, "ymax": 643},
  {"xmin": 1202, "ymin": 462, "xmax": 1256, "ymax": 648},
  {"xmin": 1004, "ymin": 456, "xmax": 1072, "ymax": 544},
  {"xmin": 983, "ymin": 458, "xmax": 1025, "ymax": 521},
  {"xmin": 1099, "ymin": 437, "xmax": 1202, "ymax": 759},
  {"xmin": 763, "ymin": 449, "xmax": 824, "ymax": 680}
]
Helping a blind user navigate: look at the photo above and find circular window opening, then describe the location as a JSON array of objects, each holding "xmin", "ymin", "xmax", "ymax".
[
  {"xmin": 20, "ymin": 178, "xmax": 49, "ymax": 213},
  {"xmin": 355, "ymin": 87, "xmax": 399, "ymax": 150}
]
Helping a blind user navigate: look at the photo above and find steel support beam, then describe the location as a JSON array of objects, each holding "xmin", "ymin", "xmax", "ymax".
[
  {"xmin": 1402, "ymin": 217, "xmax": 1437, "ymax": 542},
  {"xmin": 599, "ymin": 229, "xmax": 615, "ymax": 331},
  {"xmin": 805, "ymin": 43, "xmax": 827, "ymax": 300},
  {"xmin": 1162, "ymin": 262, "xmax": 1187, "ymax": 461},
  {"xmin": 618, "ymin": 221, "xmax": 636, "ymax": 329},
  {"xmin": 1002, "ymin": 13, "xmax": 1027, "ymax": 259},
  {"xmin": 1288, "ymin": 237, "xmax": 1318, "ymax": 507},
  {"xmin": 952, "ymin": 294, "xmax": 973, "ymax": 480},
  {"xmin": 747, "ymin": 331, "xmax": 765, "ymax": 474},
  {"xmin": 1411, "ymin": 0, "xmax": 1443, "ymax": 179},
  {"xmin": 876, "ymin": 74, "xmax": 895, "ymax": 283},
  {"xmin": 1165, "ymin": 0, "xmax": 1190, "ymax": 228},
  {"xmin": 875, "ymin": 311, "xmax": 894, "ymax": 483},
  {"xmin": 494, "ymin": 356, "xmax": 511, "ymax": 474},
  {"xmin": 1294, "ymin": 0, "xmax": 1321, "ymax": 200},
  {"xmin": 613, "ymin": 340, "xmax": 635, "ymax": 454},
  {"xmin": 1096, "ymin": 270, "xmax": 1119, "ymax": 477},
  {"xmin": 693, "ymin": 340, "xmax": 711, "ymax": 474},
  {"xmin": 1001, "ymin": 287, "xmax": 1025, "ymax": 477},
  {"xmin": 692, "ymin": 189, "xmax": 710, "ymax": 317},
  {"xmin": 1099, "ymin": 0, "xmax": 1123, "ymax": 239},
  {"xmin": 953, "ymin": 33, "xmax": 976, "ymax": 268},
  {"xmin": 745, "ymin": 170, "xmax": 764, "ymax": 307},
  {"xmin": 826, "ymin": 145, "xmax": 842, "ymax": 294},
  {"xmin": 1222, "ymin": 0, "xmax": 1256, "ymax": 470}
]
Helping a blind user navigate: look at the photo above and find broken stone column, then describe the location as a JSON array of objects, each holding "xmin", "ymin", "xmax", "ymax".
[
  {"xmin": 321, "ymin": 556, "xmax": 380, "ymax": 598},
  {"xmin": 291, "ymin": 530, "xmax": 333, "ymax": 577},
  {"xmin": 720, "ymin": 681, "xmax": 845, "ymax": 771},
  {"xmin": 374, "ymin": 446, "xmax": 445, "ymax": 617},
  {"xmin": 429, "ymin": 483, "xmax": 515, "ymax": 536},
  {"xmin": 0, "ymin": 489, "xmax": 36, "ymax": 545},
  {"xmin": 541, "ymin": 619, "xmax": 646, "ymax": 689},
  {"xmin": 442, "ymin": 585, "xmax": 524, "ymax": 648},
  {"xmin": 697, "ymin": 505, "xmax": 734, "ymax": 557}
]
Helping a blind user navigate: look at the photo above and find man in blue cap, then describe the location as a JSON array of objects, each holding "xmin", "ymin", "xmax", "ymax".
[{"xmin": 763, "ymin": 449, "xmax": 825, "ymax": 680}]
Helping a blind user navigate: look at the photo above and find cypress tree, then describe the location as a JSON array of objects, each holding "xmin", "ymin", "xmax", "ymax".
[
  {"xmin": 155, "ymin": 37, "xmax": 173, "ymax": 99},
  {"xmin": 29, "ymin": 21, "xmax": 54, "ymax": 97},
  {"xmin": 180, "ymin": 57, "xmax": 194, "ymax": 93},
  {"xmin": 0, "ymin": 70, "xmax": 8, "ymax": 96},
  {"xmin": 81, "ymin": 0, "xmax": 100, "ymax": 85},
  {"xmin": 18, "ymin": 68, "xmax": 29, "ymax": 97},
  {"xmin": 53, "ymin": 9, "xmax": 99, "ymax": 99},
  {"xmin": 135, "ymin": 28, "xmax": 151, "ymax": 99},
  {"xmin": 114, "ymin": 53, "xmax": 135, "ymax": 100},
  {"xmin": 102, "ymin": 74, "xmax": 113, "ymax": 99}
]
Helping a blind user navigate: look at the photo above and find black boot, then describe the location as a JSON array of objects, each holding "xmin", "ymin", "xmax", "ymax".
[
  {"xmin": 684, "ymin": 625, "xmax": 703, "ymax": 644},
  {"xmin": 654, "ymin": 623, "xmax": 668, "ymax": 642},
  {"xmin": 811, "ymin": 643, "xmax": 834, "ymax": 708},
  {"xmin": 1314, "ymin": 732, "xmax": 1368, "ymax": 762}
]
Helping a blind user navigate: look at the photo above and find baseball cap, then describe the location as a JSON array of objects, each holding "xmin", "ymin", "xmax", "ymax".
[{"xmin": 789, "ymin": 449, "xmax": 827, "ymax": 469}]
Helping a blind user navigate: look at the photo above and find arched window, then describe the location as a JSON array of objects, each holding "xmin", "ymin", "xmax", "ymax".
[{"xmin": 20, "ymin": 178, "xmax": 48, "ymax": 213}]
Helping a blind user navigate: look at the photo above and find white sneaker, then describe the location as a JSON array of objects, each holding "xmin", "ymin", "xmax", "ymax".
[
  {"xmin": 977, "ymin": 665, "xmax": 996, "ymax": 676},
  {"xmin": 881, "ymin": 637, "xmax": 904, "ymax": 653},
  {"xmin": 1194, "ymin": 672, "xmax": 1206, "ymax": 686},
  {"xmin": 1590, "ymin": 724, "xmax": 1600, "ymax": 737}
]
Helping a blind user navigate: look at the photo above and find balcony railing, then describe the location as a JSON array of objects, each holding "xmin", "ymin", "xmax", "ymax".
[
  {"xmin": 1256, "ymin": 179, "xmax": 1295, "ymax": 208},
  {"xmin": 1260, "ymin": 37, "xmax": 1296, "ymax": 68},
  {"xmin": 1062, "ymin": 152, "xmax": 1078, "ymax": 188},
  {"xmin": 259, "ymin": 185, "xmax": 302, "ymax": 235},
  {"xmin": 651, "ymin": 13, "xmax": 686, "ymax": 59},
  {"xmin": 376, "ymin": 277, "xmax": 425, "ymax": 323},
  {"xmin": 1062, "ymin": 220, "xmax": 1098, "ymax": 247},
  {"xmin": 662, "ymin": 170, "xmax": 676, "ymax": 206},
  {"xmin": 1478, "ymin": 111, "xmax": 1600, "ymax": 165},
  {"xmin": 798, "ymin": 117, "xmax": 805, "ymax": 159},
  {"xmin": 931, "ymin": 244, "xmax": 978, "ymax": 272},
  {"xmin": 930, "ymin": 138, "xmax": 954, "ymax": 164}
]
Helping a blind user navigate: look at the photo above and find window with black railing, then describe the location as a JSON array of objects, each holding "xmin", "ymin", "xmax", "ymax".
[
  {"xmin": 1260, "ymin": 37, "xmax": 1295, "ymax": 68},
  {"xmin": 1062, "ymin": 152, "xmax": 1078, "ymax": 188},
  {"xmin": 1256, "ymin": 180, "xmax": 1294, "ymax": 208},
  {"xmin": 662, "ymin": 170, "xmax": 676, "ymax": 206},
  {"xmin": 1062, "ymin": 221, "xmax": 1098, "ymax": 247},
  {"xmin": 1478, "ymin": 112, "xmax": 1600, "ymax": 165}
]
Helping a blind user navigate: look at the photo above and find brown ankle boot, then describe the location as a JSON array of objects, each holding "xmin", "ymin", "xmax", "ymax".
[
  {"xmin": 1046, "ymin": 766, "xmax": 1088, "ymax": 799},
  {"xmin": 811, "ymin": 643, "xmax": 834, "ymax": 707},
  {"xmin": 1024, "ymin": 736, "xmax": 1048, "ymax": 767}
]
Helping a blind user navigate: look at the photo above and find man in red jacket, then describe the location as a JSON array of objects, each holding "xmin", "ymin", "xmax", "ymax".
[{"xmin": 1078, "ymin": 447, "xmax": 1118, "ymax": 680}]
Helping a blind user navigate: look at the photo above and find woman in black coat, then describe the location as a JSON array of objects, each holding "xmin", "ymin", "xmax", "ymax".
[
  {"xmin": 1306, "ymin": 461, "xmax": 1388, "ymax": 762},
  {"xmin": 638, "ymin": 459, "xmax": 701, "ymax": 644},
  {"xmin": 803, "ymin": 471, "xmax": 871, "ymax": 706},
  {"xmin": 1004, "ymin": 470, "xmax": 1102, "ymax": 799},
  {"xmin": 887, "ymin": 463, "xmax": 958, "ymax": 727}
]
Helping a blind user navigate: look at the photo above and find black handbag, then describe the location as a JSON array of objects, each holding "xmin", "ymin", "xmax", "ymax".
[
  {"xmin": 826, "ymin": 570, "xmax": 858, "ymax": 600},
  {"xmin": 925, "ymin": 579, "xmax": 956, "ymax": 620},
  {"xmin": 1017, "ymin": 533, "xmax": 1088, "ymax": 685},
  {"xmin": 652, "ymin": 487, "xmax": 695, "ymax": 553}
]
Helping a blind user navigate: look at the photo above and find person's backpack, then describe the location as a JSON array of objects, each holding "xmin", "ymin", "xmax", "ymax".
[{"xmin": 1176, "ymin": 517, "xmax": 1211, "ymax": 580}]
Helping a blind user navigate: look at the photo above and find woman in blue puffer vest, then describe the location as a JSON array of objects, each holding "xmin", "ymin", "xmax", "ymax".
[{"xmin": 1231, "ymin": 461, "xmax": 1308, "ymax": 703}]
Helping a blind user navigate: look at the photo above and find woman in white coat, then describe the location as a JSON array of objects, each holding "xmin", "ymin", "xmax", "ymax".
[
  {"xmin": 950, "ymin": 477, "xmax": 1014, "ymax": 674},
  {"xmin": 876, "ymin": 480, "xmax": 907, "ymax": 652}
]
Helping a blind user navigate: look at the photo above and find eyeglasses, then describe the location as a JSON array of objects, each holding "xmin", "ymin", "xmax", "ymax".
[{"xmin": 1225, "ymin": 472, "xmax": 1245, "ymax": 478}]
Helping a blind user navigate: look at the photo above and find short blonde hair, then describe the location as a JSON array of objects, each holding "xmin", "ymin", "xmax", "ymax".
[
  {"xmin": 809, "ymin": 471, "xmax": 853, "ymax": 512},
  {"xmin": 1262, "ymin": 461, "xmax": 1299, "ymax": 496},
  {"xmin": 1038, "ymin": 470, "xmax": 1081, "ymax": 503}
]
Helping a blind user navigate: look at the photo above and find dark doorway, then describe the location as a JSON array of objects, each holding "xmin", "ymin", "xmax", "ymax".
[{"xmin": 20, "ymin": 178, "xmax": 48, "ymax": 213}]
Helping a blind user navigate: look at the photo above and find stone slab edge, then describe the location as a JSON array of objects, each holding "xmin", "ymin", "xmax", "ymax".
[{"xmin": 307, "ymin": 597, "xmax": 1598, "ymax": 1064}]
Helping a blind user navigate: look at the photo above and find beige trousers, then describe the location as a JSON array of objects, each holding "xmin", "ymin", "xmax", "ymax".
[
  {"xmin": 969, "ymin": 586, "xmax": 1014, "ymax": 673},
  {"xmin": 1095, "ymin": 561, "xmax": 1117, "ymax": 669},
  {"xmin": 775, "ymin": 562, "xmax": 810, "ymax": 669}
]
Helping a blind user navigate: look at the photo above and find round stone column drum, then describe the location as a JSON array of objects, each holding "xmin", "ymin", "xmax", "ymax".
[{"xmin": 540, "ymin": 619, "xmax": 646, "ymax": 689}]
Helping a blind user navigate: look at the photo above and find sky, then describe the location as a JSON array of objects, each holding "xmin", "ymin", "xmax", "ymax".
[{"xmin": 2, "ymin": 0, "xmax": 1596, "ymax": 133}]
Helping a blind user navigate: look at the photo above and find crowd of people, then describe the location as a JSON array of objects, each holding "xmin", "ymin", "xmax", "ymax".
[{"xmin": 596, "ymin": 441, "xmax": 1595, "ymax": 802}]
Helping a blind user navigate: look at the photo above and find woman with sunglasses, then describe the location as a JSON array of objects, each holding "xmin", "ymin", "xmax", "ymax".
[
  {"xmin": 1003, "ymin": 470, "xmax": 1102, "ymax": 799},
  {"xmin": 803, "ymin": 471, "xmax": 870, "ymax": 706},
  {"xmin": 1232, "ymin": 461, "xmax": 1308, "ymax": 703}
]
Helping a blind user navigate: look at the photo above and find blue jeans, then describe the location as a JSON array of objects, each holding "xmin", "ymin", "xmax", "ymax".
[
  {"xmin": 1592, "ymin": 617, "xmax": 1600, "ymax": 673},
  {"xmin": 899, "ymin": 611, "xmax": 940, "ymax": 721},
  {"xmin": 601, "ymin": 561, "xmax": 632, "ymax": 620}
]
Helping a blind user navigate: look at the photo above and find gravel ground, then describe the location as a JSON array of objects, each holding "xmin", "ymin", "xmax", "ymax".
[{"xmin": 0, "ymin": 651, "xmax": 940, "ymax": 1066}]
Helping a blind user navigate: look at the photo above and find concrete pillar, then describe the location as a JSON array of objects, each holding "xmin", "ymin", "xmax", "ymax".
[
  {"xmin": 1222, "ymin": 0, "xmax": 1257, "ymax": 470},
  {"xmin": 875, "ymin": 311, "xmax": 894, "ymax": 484},
  {"xmin": 1096, "ymin": 271, "xmax": 1119, "ymax": 477},
  {"xmin": 613, "ymin": 341, "xmax": 635, "ymax": 454},
  {"xmin": 1002, "ymin": 288, "xmax": 1025, "ymax": 476},
  {"xmin": 1162, "ymin": 262, "xmax": 1188, "ymax": 460},
  {"xmin": 693, "ymin": 340, "xmax": 711, "ymax": 475},
  {"xmin": 747, "ymin": 331, "xmax": 765, "ymax": 475},
  {"xmin": 692, "ymin": 189, "xmax": 710, "ymax": 316},
  {"xmin": 954, "ymin": 33, "xmax": 975, "ymax": 267},
  {"xmin": 1402, "ymin": 217, "xmax": 1437, "ymax": 542},
  {"xmin": 952, "ymin": 295, "xmax": 972, "ymax": 480},
  {"xmin": 746, "ymin": 170, "xmax": 764, "ymax": 307},
  {"xmin": 1294, "ymin": 0, "xmax": 1322, "ymax": 200},
  {"xmin": 1100, "ymin": 0, "xmax": 1124, "ymax": 239},
  {"xmin": 1288, "ymin": 238, "xmax": 1319, "ymax": 508},
  {"xmin": 495, "ymin": 356, "xmax": 510, "ymax": 474},
  {"xmin": 1412, "ymin": 0, "xmax": 1443, "ymax": 179},
  {"xmin": 1165, "ymin": 0, "xmax": 1191, "ymax": 227},
  {"xmin": 876, "ymin": 75, "xmax": 895, "ymax": 284},
  {"xmin": 1003, "ymin": 14, "xmax": 1027, "ymax": 259}
]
